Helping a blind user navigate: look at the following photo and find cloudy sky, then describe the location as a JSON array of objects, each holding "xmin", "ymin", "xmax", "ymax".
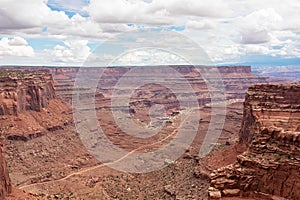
[{"xmin": 0, "ymin": 0, "xmax": 300, "ymax": 67}]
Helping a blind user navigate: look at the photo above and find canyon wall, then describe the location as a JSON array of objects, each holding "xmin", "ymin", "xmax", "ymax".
[
  {"xmin": 0, "ymin": 137, "xmax": 11, "ymax": 200},
  {"xmin": 0, "ymin": 69, "xmax": 61, "ymax": 199},
  {"xmin": 0, "ymin": 69, "xmax": 71, "ymax": 138},
  {"xmin": 0, "ymin": 69, "xmax": 55, "ymax": 115},
  {"xmin": 0, "ymin": 69, "xmax": 73, "ymax": 199},
  {"xmin": 209, "ymin": 83, "xmax": 300, "ymax": 199},
  {"xmin": 50, "ymin": 66, "xmax": 269, "ymax": 104}
]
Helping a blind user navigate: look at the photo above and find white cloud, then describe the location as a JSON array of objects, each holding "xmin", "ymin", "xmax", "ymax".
[
  {"xmin": 1, "ymin": 0, "xmax": 300, "ymax": 65},
  {"xmin": 88, "ymin": 0, "xmax": 231, "ymax": 25},
  {"xmin": 50, "ymin": 40, "xmax": 91, "ymax": 63},
  {"xmin": 243, "ymin": 45, "xmax": 270, "ymax": 55},
  {"xmin": 238, "ymin": 8, "xmax": 283, "ymax": 44},
  {"xmin": 0, "ymin": 0, "xmax": 120, "ymax": 40},
  {"xmin": 185, "ymin": 20, "xmax": 215, "ymax": 30},
  {"xmin": 0, "ymin": 37, "xmax": 34, "ymax": 57},
  {"xmin": 149, "ymin": 0, "xmax": 231, "ymax": 18},
  {"xmin": 88, "ymin": 0, "xmax": 171, "ymax": 25},
  {"xmin": 112, "ymin": 49, "xmax": 186, "ymax": 66},
  {"xmin": 0, "ymin": 0, "xmax": 69, "ymax": 29},
  {"xmin": 47, "ymin": 0, "xmax": 89, "ymax": 13}
]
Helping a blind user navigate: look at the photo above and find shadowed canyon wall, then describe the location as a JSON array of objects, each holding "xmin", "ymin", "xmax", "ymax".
[{"xmin": 0, "ymin": 137, "xmax": 11, "ymax": 200}]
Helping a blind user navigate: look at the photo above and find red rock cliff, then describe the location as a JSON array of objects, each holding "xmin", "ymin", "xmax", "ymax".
[
  {"xmin": 0, "ymin": 136, "xmax": 11, "ymax": 200},
  {"xmin": 209, "ymin": 82, "xmax": 300, "ymax": 199},
  {"xmin": 0, "ymin": 69, "xmax": 71, "ymax": 140},
  {"xmin": 0, "ymin": 69, "xmax": 55, "ymax": 115}
]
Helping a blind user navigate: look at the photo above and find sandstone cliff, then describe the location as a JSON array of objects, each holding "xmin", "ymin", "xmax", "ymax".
[
  {"xmin": 50, "ymin": 66, "xmax": 268, "ymax": 105},
  {"xmin": 0, "ymin": 69, "xmax": 72, "ymax": 199},
  {"xmin": 0, "ymin": 69, "xmax": 55, "ymax": 115},
  {"xmin": 0, "ymin": 136, "xmax": 11, "ymax": 200},
  {"xmin": 209, "ymin": 83, "xmax": 300, "ymax": 199},
  {"xmin": 0, "ymin": 69, "xmax": 71, "ymax": 140}
]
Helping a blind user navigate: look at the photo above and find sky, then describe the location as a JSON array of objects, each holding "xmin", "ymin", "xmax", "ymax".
[{"xmin": 0, "ymin": 0, "xmax": 300, "ymax": 67}]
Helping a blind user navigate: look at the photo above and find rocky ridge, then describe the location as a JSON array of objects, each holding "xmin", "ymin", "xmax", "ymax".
[{"xmin": 209, "ymin": 83, "xmax": 300, "ymax": 199}]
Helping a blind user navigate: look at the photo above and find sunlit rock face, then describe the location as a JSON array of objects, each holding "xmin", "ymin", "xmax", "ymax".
[
  {"xmin": 0, "ymin": 69, "xmax": 55, "ymax": 115},
  {"xmin": 210, "ymin": 83, "xmax": 300, "ymax": 199}
]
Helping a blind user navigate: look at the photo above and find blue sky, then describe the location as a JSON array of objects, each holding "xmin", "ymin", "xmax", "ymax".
[{"xmin": 0, "ymin": 0, "xmax": 300, "ymax": 67}]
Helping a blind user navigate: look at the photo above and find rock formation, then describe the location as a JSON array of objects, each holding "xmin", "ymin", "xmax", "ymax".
[
  {"xmin": 0, "ymin": 136, "xmax": 11, "ymax": 200},
  {"xmin": 0, "ymin": 69, "xmax": 71, "ymax": 141},
  {"xmin": 0, "ymin": 69, "xmax": 74, "ymax": 199},
  {"xmin": 209, "ymin": 83, "xmax": 300, "ymax": 199},
  {"xmin": 50, "ymin": 66, "xmax": 269, "ymax": 105},
  {"xmin": 0, "ymin": 69, "xmax": 55, "ymax": 115}
]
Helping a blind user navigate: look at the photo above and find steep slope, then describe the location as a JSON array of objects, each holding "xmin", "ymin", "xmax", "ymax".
[
  {"xmin": 209, "ymin": 83, "xmax": 300, "ymax": 199},
  {"xmin": 0, "ymin": 69, "xmax": 61, "ymax": 200},
  {"xmin": 0, "ymin": 69, "xmax": 100, "ymax": 200},
  {"xmin": 0, "ymin": 69, "xmax": 71, "ymax": 140},
  {"xmin": 0, "ymin": 136, "xmax": 11, "ymax": 200}
]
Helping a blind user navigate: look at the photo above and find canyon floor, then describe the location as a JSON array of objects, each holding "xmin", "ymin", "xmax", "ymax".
[{"xmin": 0, "ymin": 66, "xmax": 298, "ymax": 200}]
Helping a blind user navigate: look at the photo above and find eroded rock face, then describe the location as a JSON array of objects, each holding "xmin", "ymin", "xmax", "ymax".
[
  {"xmin": 0, "ymin": 69, "xmax": 72, "ymax": 199},
  {"xmin": 0, "ymin": 69, "xmax": 55, "ymax": 115},
  {"xmin": 50, "ymin": 65, "xmax": 268, "ymax": 104},
  {"xmin": 0, "ymin": 70, "xmax": 71, "ymax": 141},
  {"xmin": 0, "ymin": 137, "xmax": 11, "ymax": 200},
  {"xmin": 210, "ymin": 83, "xmax": 300, "ymax": 199}
]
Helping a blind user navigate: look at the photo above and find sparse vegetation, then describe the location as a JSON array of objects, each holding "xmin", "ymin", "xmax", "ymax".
[
  {"xmin": 274, "ymin": 155, "xmax": 281, "ymax": 161},
  {"xmin": 0, "ymin": 69, "xmax": 27, "ymax": 78}
]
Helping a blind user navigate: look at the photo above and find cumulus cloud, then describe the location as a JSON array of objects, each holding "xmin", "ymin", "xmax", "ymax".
[
  {"xmin": 0, "ymin": 37, "xmax": 34, "ymax": 57},
  {"xmin": 0, "ymin": 0, "xmax": 69, "ymax": 29},
  {"xmin": 88, "ymin": 0, "xmax": 231, "ymax": 25},
  {"xmin": 1, "ymin": 0, "xmax": 300, "ymax": 65},
  {"xmin": 112, "ymin": 49, "xmax": 187, "ymax": 66},
  {"xmin": 149, "ymin": 0, "xmax": 231, "ymax": 18},
  {"xmin": 185, "ymin": 20, "xmax": 215, "ymax": 30},
  {"xmin": 88, "ymin": 0, "xmax": 172, "ymax": 25},
  {"xmin": 51, "ymin": 40, "xmax": 91, "ymax": 63},
  {"xmin": 0, "ymin": 0, "xmax": 121, "ymax": 40},
  {"xmin": 238, "ymin": 8, "xmax": 283, "ymax": 44}
]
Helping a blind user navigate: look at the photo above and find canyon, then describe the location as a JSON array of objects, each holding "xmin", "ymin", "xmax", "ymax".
[
  {"xmin": 0, "ymin": 65, "xmax": 298, "ymax": 199},
  {"xmin": 209, "ymin": 83, "xmax": 300, "ymax": 199},
  {"xmin": 0, "ymin": 136, "xmax": 11, "ymax": 200}
]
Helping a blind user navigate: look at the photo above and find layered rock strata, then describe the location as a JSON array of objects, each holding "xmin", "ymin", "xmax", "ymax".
[
  {"xmin": 50, "ymin": 66, "xmax": 269, "ymax": 105},
  {"xmin": 209, "ymin": 83, "xmax": 300, "ymax": 199},
  {"xmin": 0, "ymin": 69, "xmax": 55, "ymax": 115},
  {"xmin": 0, "ymin": 69, "xmax": 71, "ymax": 140}
]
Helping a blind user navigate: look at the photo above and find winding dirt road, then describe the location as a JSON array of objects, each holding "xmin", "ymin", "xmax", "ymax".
[{"xmin": 19, "ymin": 109, "xmax": 195, "ymax": 191}]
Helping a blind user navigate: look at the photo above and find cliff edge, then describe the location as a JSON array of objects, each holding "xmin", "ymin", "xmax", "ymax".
[
  {"xmin": 0, "ymin": 136, "xmax": 11, "ymax": 200},
  {"xmin": 0, "ymin": 69, "xmax": 72, "ymax": 199},
  {"xmin": 209, "ymin": 83, "xmax": 300, "ymax": 199},
  {"xmin": 0, "ymin": 69, "xmax": 71, "ymax": 141}
]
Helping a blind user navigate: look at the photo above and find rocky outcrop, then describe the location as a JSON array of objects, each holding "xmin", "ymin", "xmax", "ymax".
[
  {"xmin": 0, "ymin": 136, "xmax": 11, "ymax": 200},
  {"xmin": 0, "ymin": 69, "xmax": 55, "ymax": 115},
  {"xmin": 0, "ymin": 69, "xmax": 71, "ymax": 141},
  {"xmin": 209, "ymin": 83, "xmax": 300, "ymax": 199}
]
